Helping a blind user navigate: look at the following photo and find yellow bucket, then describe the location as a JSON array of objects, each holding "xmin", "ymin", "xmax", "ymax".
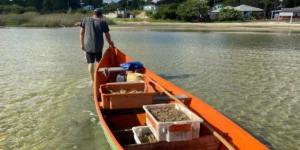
[{"xmin": 127, "ymin": 73, "xmax": 144, "ymax": 82}]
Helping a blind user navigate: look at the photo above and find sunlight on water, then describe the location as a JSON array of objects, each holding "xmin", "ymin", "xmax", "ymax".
[{"xmin": 1, "ymin": 28, "xmax": 300, "ymax": 150}]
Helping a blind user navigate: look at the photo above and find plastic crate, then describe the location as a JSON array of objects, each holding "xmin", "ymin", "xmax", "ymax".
[
  {"xmin": 100, "ymin": 82, "xmax": 155, "ymax": 109},
  {"xmin": 143, "ymin": 104, "xmax": 204, "ymax": 142},
  {"xmin": 132, "ymin": 126, "xmax": 155, "ymax": 144}
]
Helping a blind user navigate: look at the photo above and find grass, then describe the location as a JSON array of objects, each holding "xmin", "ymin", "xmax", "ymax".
[
  {"xmin": 0, "ymin": 12, "xmax": 116, "ymax": 27},
  {"xmin": 112, "ymin": 18, "xmax": 145, "ymax": 22},
  {"xmin": 112, "ymin": 18, "xmax": 186, "ymax": 23},
  {"xmin": 147, "ymin": 18, "xmax": 185, "ymax": 23}
]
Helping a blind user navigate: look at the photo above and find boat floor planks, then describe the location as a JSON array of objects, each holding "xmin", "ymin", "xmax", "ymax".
[{"xmin": 123, "ymin": 134, "xmax": 225, "ymax": 150}]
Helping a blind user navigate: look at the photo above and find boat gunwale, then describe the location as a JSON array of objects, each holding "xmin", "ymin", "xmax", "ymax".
[{"xmin": 93, "ymin": 47, "xmax": 269, "ymax": 150}]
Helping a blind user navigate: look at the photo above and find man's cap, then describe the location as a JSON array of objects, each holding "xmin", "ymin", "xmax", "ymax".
[{"xmin": 94, "ymin": 8, "xmax": 102, "ymax": 14}]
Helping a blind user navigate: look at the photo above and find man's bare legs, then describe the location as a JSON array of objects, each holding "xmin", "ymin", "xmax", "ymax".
[
  {"xmin": 88, "ymin": 62, "xmax": 98, "ymax": 84},
  {"xmin": 88, "ymin": 63, "xmax": 94, "ymax": 84}
]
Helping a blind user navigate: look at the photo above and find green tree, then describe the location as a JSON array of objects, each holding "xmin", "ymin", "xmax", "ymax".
[
  {"xmin": 26, "ymin": 0, "xmax": 43, "ymax": 10},
  {"xmin": 0, "ymin": 0, "xmax": 11, "ymax": 5},
  {"xmin": 42, "ymin": 0, "xmax": 53, "ymax": 12},
  {"xmin": 152, "ymin": 3, "xmax": 178, "ymax": 19},
  {"xmin": 177, "ymin": 0, "xmax": 208, "ymax": 21},
  {"xmin": 67, "ymin": 7, "xmax": 73, "ymax": 14},
  {"xmin": 260, "ymin": 0, "xmax": 272, "ymax": 19},
  {"xmin": 83, "ymin": 0, "xmax": 102, "ymax": 7},
  {"xmin": 219, "ymin": 8, "xmax": 242, "ymax": 21},
  {"xmin": 52, "ymin": 0, "xmax": 68, "ymax": 10},
  {"xmin": 146, "ymin": 0, "xmax": 153, "ymax": 4},
  {"xmin": 157, "ymin": 0, "xmax": 185, "ymax": 5},
  {"xmin": 207, "ymin": 0, "xmax": 223, "ymax": 7},
  {"xmin": 223, "ymin": 0, "xmax": 241, "ymax": 6},
  {"xmin": 10, "ymin": 0, "xmax": 26, "ymax": 6},
  {"xmin": 131, "ymin": 0, "xmax": 145, "ymax": 9},
  {"xmin": 118, "ymin": 0, "xmax": 128, "ymax": 9},
  {"xmin": 103, "ymin": 2, "xmax": 118, "ymax": 13},
  {"xmin": 69, "ymin": 0, "xmax": 81, "ymax": 8},
  {"xmin": 283, "ymin": 0, "xmax": 300, "ymax": 7}
]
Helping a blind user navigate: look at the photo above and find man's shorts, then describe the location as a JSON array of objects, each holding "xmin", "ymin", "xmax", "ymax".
[{"xmin": 84, "ymin": 52, "xmax": 102, "ymax": 63}]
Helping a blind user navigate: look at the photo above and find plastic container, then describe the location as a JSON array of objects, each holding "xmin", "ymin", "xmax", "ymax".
[
  {"xmin": 132, "ymin": 126, "xmax": 155, "ymax": 144},
  {"xmin": 143, "ymin": 104, "xmax": 204, "ymax": 142},
  {"xmin": 116, "ymin": 73, "xmax": 127, "ymax": 82},
  {"xmin": 100, "ymin": 82, "xmax": 155, "ymax": 109},
  {"xmin": 127, "ymin": 73, "xmax": 144, "ymax": 82}
]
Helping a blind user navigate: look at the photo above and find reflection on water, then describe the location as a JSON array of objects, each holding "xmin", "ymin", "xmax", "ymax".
[{"xmin": 1, "ymin": 28, "xmax": 300, "ymax": 150}]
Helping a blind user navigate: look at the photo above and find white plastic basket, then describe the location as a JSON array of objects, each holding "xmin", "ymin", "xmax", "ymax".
[
  {"xmin": 143, "ymin": 103, "xmax": 204, "ymax": 142},
  {"xmin": 132, "ymin": 126, "xmax": 153, "ymax": 144}
]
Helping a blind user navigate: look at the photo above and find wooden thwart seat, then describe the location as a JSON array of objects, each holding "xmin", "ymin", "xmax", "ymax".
[
  {"xmin": 99, "ymin": 67, "xmax": 126, "ymax": 73},
  {"xmin": 99, "ymin": 94, "xmax": 190, "ymax": 104},
  {"xmin": 99, "ymin": 67, "xmax": 144, "ymax": 73}
]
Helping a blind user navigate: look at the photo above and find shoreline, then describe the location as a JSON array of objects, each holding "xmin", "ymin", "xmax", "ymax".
[
  {"xmin": 1, "ymin": 21, "xmax": 300, "ymax": 32},
  {"xmin": 109, "ymin": 21, "xmax": 300, "ymax": 32}
]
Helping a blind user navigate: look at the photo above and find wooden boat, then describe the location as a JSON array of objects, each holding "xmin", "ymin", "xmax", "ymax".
[{"xmin": 93, "ymin": 46, "xmax": 269, "ymax": 150}]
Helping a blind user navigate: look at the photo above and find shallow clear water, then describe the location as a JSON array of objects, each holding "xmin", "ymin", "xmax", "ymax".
[{"xmin": 1, "ymin": 28, "xmax": 300, "ymax": 150}]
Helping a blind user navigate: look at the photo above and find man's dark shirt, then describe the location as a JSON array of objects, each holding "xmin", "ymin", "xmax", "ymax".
[{"xmin": 81, "ymin": 17, "xmax": 109, "ymax": 53}]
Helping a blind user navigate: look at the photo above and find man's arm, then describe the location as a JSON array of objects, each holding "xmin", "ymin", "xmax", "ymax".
[
  {"xmin": 105, "ymin": 32, "xmax": 114, "ymax": 46},
  {"xmin": 80, "ymin": 28, "xmax": 85, "ymax": 50}
]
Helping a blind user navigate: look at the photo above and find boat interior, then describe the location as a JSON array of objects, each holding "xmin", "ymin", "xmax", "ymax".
[{"xmin": 96, "ymin": 66, "xmax": 230, "ymax": 150}]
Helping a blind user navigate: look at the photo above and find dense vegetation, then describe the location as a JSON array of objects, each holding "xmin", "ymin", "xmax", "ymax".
[
  {"xmin": 219, "ymin": 9, "xmax": 242, "ymax": 21},
  {"xmin": 1, "ymin": 0, "xmax": 300, "ymax": 15},
  {"xmin": 0, "ymin": 11, "xmax": 115, "ymax": 27},
  {"xmin": 0, "ymin": 0, "xmax": 300, "ymax": 26}
]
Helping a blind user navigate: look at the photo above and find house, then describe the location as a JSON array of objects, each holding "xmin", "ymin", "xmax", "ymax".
[
  {"xmin": 211, "ymin": 5, "xmax": 264, "ymax": 20},
  {"xmin": 143, "ymin": 5, "xmax": 157, "ymax": 11},
  {"xmin": 278, "ymin": 6, "xmax": 300, "ymax": 24},
  {"xmin": 84, "ymin": 5, "xmax": 94, "ymax": 10}
]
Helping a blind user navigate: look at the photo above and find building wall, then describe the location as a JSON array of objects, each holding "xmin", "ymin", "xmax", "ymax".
[
  {"xmin": 143, "ymin": 5, "xmax": 156, "ymax": 11},
  {"xmin": 84, "ymin": 5, "xmax": 94, "ymax": 10}
]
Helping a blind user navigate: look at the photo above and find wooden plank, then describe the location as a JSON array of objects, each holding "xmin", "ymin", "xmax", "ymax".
[
  {"xmin": 123, "ymin": 135, "xmax": 221, "ymax": 150},
  {"xmin": 106, "ymin": 81, "xmax": 144, "ymax": 85},
  {"xmin": 99, "ymin": 67, "xmax": 144, "ymax": 73},
  {"xmin": 99, "ymin": 67, "xmax": 126, "ymax": 72}
]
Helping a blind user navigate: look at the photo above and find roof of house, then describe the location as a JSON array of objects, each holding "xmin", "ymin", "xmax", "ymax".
[
  {"xmin": 281, "ymin": 7, "xmax": 300, "ymax": 13},
  {"xmin": 234, "ymin": 5, "xmax": 263, "ymax": 12},
  {"xmin": 212, "ymin": 4, "xmax": 263, "ymax": 13}
]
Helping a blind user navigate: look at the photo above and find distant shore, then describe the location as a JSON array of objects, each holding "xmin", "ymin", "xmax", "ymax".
[
  {"xmin": 1, "ymin": 19, "xmax": 300, "ymax": 32},
  {"xmin": 109, "ymin": 21, "xmax": 300, "ymax": 32}
]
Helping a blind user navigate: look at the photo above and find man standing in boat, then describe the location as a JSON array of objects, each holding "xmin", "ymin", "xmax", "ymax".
[{"xmin": 80, "ymin": 8, "xmax": 114, "ymax": 83}]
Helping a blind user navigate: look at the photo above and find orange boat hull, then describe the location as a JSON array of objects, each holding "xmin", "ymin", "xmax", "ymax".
[{"xmin": 93, "ymin": 47, "xmax": 269, "ymax": 150}]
